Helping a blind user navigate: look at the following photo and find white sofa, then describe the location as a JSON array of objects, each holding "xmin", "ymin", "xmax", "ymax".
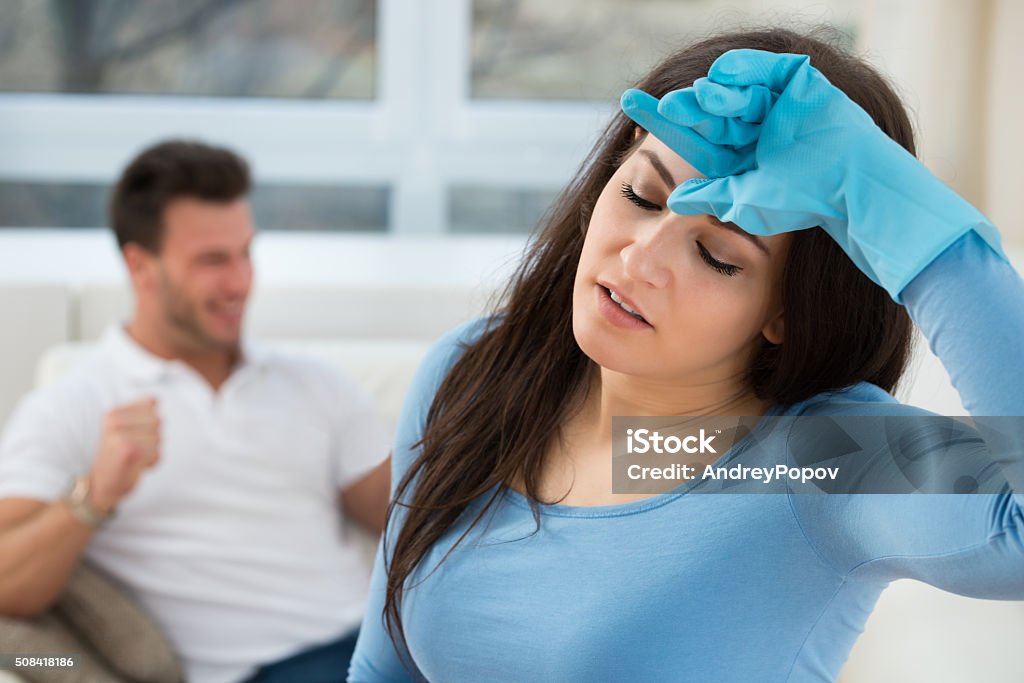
[{"xmin": 2, "ymin": 279, "xmax": 1023, "ymax": 682}]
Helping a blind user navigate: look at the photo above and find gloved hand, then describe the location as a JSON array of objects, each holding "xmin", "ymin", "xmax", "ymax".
[{"xmin": 620, "ymin": 48, "xmax": 1009, "ymax": 303}]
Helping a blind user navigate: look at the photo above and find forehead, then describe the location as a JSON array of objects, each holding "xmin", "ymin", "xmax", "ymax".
[
  {"xmin": 161, "ymin": 197, "xmax": 254, "ymax": 251},
  {"xmin": 630, "ymin": 129, "xmax": 793, "ymax": 259},
  {"xmin": 629, "ymin": 132, "xmax": 704, "ymax": 184}
]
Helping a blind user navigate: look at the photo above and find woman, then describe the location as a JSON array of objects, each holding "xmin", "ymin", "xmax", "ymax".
[{"xmin": 349, "ymin": 28, "xmax": 1024, "ymax": 682}]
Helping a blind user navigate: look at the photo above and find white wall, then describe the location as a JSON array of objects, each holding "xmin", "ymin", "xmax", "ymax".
[
  {"xmin": 0, "ymin": 229, "xmax": 526, "ymax": 287},
  {"xmin": 859, "ymin": 0, "xmax": 1023, "ymax": 243}
]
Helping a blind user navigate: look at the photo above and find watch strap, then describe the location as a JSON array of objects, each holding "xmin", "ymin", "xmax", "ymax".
[{"xmin": 65, "ymin": 476, "xmax": 113, "ymax": 527}]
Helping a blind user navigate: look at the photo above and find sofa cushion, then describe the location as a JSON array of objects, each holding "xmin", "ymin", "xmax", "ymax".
[
  {"xmin": 0, "ymin": 563, "xmax": 182, "ymax": 683},
  {"xmin": 54, "ymin": 563, "xmax": 183, "ymax": 683}
]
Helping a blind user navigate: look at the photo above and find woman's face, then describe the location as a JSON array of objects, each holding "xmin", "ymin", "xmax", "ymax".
[{"xmin": 572, "ymin": 130, "xmax": 792, "ymax": 386}]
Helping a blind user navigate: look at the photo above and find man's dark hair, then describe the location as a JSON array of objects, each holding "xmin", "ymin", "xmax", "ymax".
[{"xmin": 109, "ymin": 140, "xmax": 251, "ymax": 253}]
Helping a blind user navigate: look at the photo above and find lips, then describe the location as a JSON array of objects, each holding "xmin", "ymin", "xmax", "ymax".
[
  {"xmin": 209, "ymin": 301, "xmax": 244, "ymax": 324},
  {"xmin": 596, "ymin": 283, "xmax": 653, "ymax": 330},
  {"xmin": 597, "ymin": 281, "xmax": 650, "ymax": 323}
]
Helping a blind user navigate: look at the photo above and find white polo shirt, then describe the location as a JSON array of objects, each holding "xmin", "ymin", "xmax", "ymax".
[{"xmin": 0, "ymin": 325, "xmax": 390, "ymax": 683}]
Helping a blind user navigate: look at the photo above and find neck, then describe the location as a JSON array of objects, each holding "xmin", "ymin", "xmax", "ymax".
[
  {"xmin": 125, "ymin": 314, "xmax": 238, "ymax": 391},
  {"xmin": 577, "ymin": 365, "xmax": 770, "ymax": 439}
]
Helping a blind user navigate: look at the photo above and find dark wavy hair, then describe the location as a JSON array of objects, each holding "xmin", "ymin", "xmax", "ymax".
[
  {"xmin": 383, "ymin": 26, "xmax": 916, "ymax": 667},
  {"xmin": 109, "ymin": 139, "xmax": 250, "ymax": 253}
]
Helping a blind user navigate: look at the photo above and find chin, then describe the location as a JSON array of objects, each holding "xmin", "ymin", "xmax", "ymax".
[
  {"xmin": 219, "ymin": 331, "xmax": 243, "ymax": 349},
  {"xmin": 573, "ymin": 315, "xmax": 643, "ymax": 375},
  {"xmin": 200, "ymin": 327, "xmax": 242, "ymax": 350}
]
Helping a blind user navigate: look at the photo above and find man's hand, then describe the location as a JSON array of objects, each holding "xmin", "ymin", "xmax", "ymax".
[{"xmin": 88, "ymin": 398, "xmax": 161, "ymax": 513}]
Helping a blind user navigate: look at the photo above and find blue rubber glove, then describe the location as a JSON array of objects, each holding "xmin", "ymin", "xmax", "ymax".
[{"xmin": 620, "ymin": 49, "xmax": 1009, "ymax": 303}]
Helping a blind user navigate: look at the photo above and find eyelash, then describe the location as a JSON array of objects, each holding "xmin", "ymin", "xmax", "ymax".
[
  {"xmin": 620, "ymin": 182, "xmax": 660, "ymax": 211},
  {"xmin": 619, "ymin": 182, "xmax": 742, "ymax": 277},
  {"xmin": 696, "ymin": 242, "xmax": 741, "ymax": 276}
]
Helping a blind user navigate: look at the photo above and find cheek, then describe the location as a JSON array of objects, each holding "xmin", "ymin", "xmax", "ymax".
[
  {"xmin": 575, "ymin": 188, "xmax": 636, "ymax": 277},
  {"xmin": 190, "ymin": 267, "xmax": 227, "ymax": 293},
  {"xmin": 574, "ymin": 202, "xmax": 616, "ymax": 290},
  {"xmin": 164, "ymin": 270, "xmax": 216, "ymax": 311},
  {"xmin": 655, "ymin": 277, "xmax": 776, "ymax": 364}
]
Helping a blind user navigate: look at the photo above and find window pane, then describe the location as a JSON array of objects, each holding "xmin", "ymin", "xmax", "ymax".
[
  {"xmin": 0, "ymin": 181, "xmax": 389, "ymax": 232},
  {"xmin": 251, "ymin": 184, "xmax": 388, "ymax": 232},
  {"xmin": 0, "ymin": 181, "xmax": 107, "ymax": 228},
  {"xmin": 0, "ymin": 0, "xmax": 375, "ymax": 99},
  {"xmin": 449, "ymin": 186, "xmax": 559, "ymax": 234},
  {"xmin": 471, "ymin": 0, "xmax": 857, "ymax": 100}
]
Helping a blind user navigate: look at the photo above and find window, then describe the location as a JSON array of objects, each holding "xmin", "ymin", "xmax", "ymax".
[
  {"xmin": 0, "ymin": 0, "xmax": 375, "ymax": 98},
  {"xmin": 472, "ymin": 0, "xmax": 856, "ymax": 101},
  {"xmin": 0, "ymin": 0, "xmax": 857, "ymax": 234},
  {"xmin": 0, "ymin": 180, "xmax": 388, "ymax": 231}
]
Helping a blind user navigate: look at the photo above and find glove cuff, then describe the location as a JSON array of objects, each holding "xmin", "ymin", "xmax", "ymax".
[{"xmin": 843, "ymin": 143, "xmax": 1010, "ymax": 303}]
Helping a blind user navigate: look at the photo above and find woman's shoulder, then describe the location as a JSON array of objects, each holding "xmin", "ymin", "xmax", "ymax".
[
  {"xmin": 414, "ymin": 315, "xmax": 496, "ymax": 384},
  {"xmin": 391, "ymin": 317, "xmax": 495, "ymax": 440},
  {"xmin": 784, "ymin": 381, "xmax": 944, "ymax": 419},
  {"xmin": 391, "ymin": 316, "xmax": 496, "ymax": 476}
]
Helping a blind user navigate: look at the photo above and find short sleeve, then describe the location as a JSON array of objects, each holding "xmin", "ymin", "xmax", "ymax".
[
  {"xmin": 328, "ymin": 368, "xmax": 393, "ymax": 490},
  {"xmin": 0, "ymin": 381, "xmax": 96, "ymax": 501}
]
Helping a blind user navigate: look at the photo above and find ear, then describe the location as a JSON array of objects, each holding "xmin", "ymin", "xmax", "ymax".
[
  {"xmin": 122, "ymin": 243, "xmax": 158, "ymax": 289},
  {"xmin": 762, "ymin": 308, "xmax": 784, "ymax": 346},
  {"xmin": 632, "ymin": 125, "xmax": 644, "ymax": 141}
]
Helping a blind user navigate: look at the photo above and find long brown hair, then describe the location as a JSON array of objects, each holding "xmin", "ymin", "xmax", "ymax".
[{"xmin": 383, "ymin": 26, "xmax": 915, "ymax": 663}]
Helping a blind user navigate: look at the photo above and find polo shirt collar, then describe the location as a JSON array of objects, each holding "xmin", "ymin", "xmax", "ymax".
[{"xmin": 100, "ymin": 323, "xmax": 270, "ymax": 383}]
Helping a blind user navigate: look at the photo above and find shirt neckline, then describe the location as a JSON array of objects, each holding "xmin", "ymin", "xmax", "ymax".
[
  {"xmin": 102, "ymin": 323, "xmax": 269, "ymax": 384},
  {"xmin": 501, "ymin": 401, "xmax": 790, "ymax": 518}
]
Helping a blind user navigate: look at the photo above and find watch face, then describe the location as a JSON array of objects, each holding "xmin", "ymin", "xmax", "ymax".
[
  {"xmin": 70, "ymin": 476, "xmax": 91, "ymax": 504},
  {"xmin": 67, "ymin": 476, "xmax": 107, "ymax": 526}
]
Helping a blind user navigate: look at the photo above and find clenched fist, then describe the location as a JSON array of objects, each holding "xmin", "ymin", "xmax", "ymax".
[{"xmin": 88, "ymin": 397, "xmax": 161, "ymax": 513}]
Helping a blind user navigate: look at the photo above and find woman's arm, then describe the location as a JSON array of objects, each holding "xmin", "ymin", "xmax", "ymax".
[
  {"xmin": 621, "ymin": 48, "xmax": 1024, "ymax": 594},
  {"xmin": 786, "ymin": 231, "xmax": 1024, "ymax": 595},
  {"xmin": 901, "ymin": 229, "xmax": 1024, "ymax": 418},
  {"xmin": 348, "ymin": 319, "xmax": 488, "ymax": 682},
  {"xmin": 903, "ymin": 229, "xmax": 1024, "ymax": 508},
  {"xmin": 347, "ymin": 532, "xmax": 421, "ymax": 682}
]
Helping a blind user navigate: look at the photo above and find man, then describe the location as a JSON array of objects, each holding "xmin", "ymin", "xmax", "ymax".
[{"xmin": 0, "ymin": 140, "xmax": 391, "ymax": 682}]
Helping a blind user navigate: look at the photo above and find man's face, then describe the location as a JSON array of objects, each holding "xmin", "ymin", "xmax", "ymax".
[{"xmin": 151, "ymin": 197, "xmax": 255, "ymax": 351}]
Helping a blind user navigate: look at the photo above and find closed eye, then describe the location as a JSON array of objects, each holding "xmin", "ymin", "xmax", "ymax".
[
  {"xmin": 697, "ymin": 241, "xmax": 742, "ymax": 276},
  {"xmin": 620, "ymin": 183, "xmax": 661, "ymax": 211},
  {"xmin": 621, "ymin": 183, "xmax": 742, "ymax": 276}
]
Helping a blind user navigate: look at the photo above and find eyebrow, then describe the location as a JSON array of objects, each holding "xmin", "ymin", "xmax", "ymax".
[
  {"xmin": 639, "ymin": 150, "xmax": 677, "ymax": 191},
  {"xmin": 639, "ymin": 149, "xmax": 770, "ymax": 257},
  {"xmin": 710, "ymin": 217, "xmax": 771, "ymax": 256}
]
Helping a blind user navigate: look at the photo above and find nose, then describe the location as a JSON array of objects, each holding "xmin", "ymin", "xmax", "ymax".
[
  {"xmin": 224, "ymin": 256, "xmax": 253, "ymax": 299},
  {"xmin": 620, "ymin": 216, "xmax": 677, "ymax": 289}
]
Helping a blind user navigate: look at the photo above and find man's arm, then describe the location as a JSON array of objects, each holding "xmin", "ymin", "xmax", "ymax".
[
  {"xmin": 0, "ymin": 397, "xmax": 161, "ymax": 617},
  {"xmin": 0, "ymin": 498, "xmax": 96, "ymax": 616},
  {"xmin": 341, "ymin": 455, "xmax": 391, "ymax": 535}
]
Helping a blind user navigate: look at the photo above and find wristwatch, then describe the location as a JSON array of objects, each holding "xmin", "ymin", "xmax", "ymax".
[{"xmin": 64, "ymin": 476, "xmax": 114, "ymax": 528}]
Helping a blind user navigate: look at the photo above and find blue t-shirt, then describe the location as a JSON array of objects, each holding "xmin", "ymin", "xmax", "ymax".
[{"xmin": 349, "ymin": 230, "xmax": 1024, "ymax": 682}]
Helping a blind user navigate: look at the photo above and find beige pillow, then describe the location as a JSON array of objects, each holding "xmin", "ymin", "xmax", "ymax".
[
  {"xmin": 53, "ymin": 563, "xmax": 183, "ymax": 683},
  {"xmin": 0, "ymin": 563, "xmax": 183, "ymax": 683},
  {"xmin": 0, "ymin": 610, "xmax": 120, "ymax": 683}
]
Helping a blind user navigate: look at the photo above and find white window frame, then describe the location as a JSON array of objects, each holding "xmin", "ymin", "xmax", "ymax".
[{"xmin": 0, "ymin": 0, "xmax": 616, "ymax": 235}]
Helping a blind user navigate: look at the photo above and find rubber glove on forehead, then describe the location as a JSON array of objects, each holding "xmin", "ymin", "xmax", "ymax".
[
  {"xmin": 620, "ymin": 48, "xmax": 1009, "ymax": 303},
  {"xmin": 619, "ymin": 81, "xmax": 773, "ymax": 176}
]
